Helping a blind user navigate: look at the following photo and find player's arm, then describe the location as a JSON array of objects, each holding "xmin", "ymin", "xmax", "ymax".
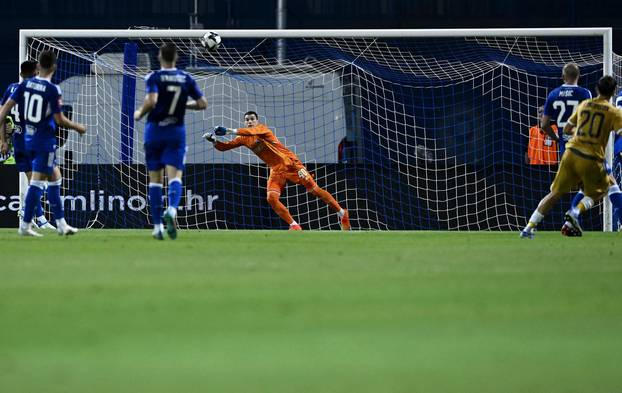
[
  {"xmin": 211, "ymin": 124, "xmax": 271, "ymax": 137},
  {"xmin": 540, "ymin": 115, "xmax": 560, "ymax": 142},
  {"xmin": 54, "ymin": 112, "xmax": 86, "ymax": 135},
  {"xmin": 134, "ymin": 92, "xmax": 157, "ymax": 121},
  {"xmin": 202, "ymin": 130, "xmax": 246, "ymax": 151},
  {"xmin": 564, "ymin": 108, "xmax": 579, "ymax": 136},
  {"xmin": 186, "ymin": 77, "xmax": 208, "ymax": 110},
  {"xmin": 0, "ymin": 99, "xmax": 16, "ymax": 154},
  {"xmin": 186, "ymin": 97, "xmax": 208, "ymax": 110}
]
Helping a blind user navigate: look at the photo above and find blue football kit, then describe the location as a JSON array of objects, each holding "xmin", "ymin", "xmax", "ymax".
[
  {"xmin": 543, "ymin": 84, "xmax": 592, "ymax": 156},
  {"xmin": 143, "ymin": 68, "xmax": 203, "ymax": 171},
  {"xmin": 1, "ymin": 82, "xmax": 33, "ymax": 172},
  {"xmin": 10, "ymin": 76, "xmax": 63, "ymax": 174}
]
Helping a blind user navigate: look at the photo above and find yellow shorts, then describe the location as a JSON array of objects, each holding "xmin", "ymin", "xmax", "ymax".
[{"xmin": 550, "ymin": 149, "xmax": 610, "ymax": 199}]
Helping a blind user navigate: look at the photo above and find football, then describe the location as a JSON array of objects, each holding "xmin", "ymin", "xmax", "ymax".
[{"xmin": 200, "ymin": 31, "xmax": 221, "ymax": 51}]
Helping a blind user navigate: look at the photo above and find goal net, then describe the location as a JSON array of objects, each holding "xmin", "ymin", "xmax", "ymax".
[{"xmin": 19, "ymin": 29, "xmax": 614, "ymax": 230}]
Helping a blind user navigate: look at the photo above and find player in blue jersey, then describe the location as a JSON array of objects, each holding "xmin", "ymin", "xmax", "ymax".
[
  {"xmin": 0, "ymin": 51, "xmax": 86, "ymax": 236},
  {"xmin": 540, "ymin": 63, "xmax": 601, "ymax": 235},
  {"xmin": 134, "ymin": 43, "xmax": 208, "ymax": 240},
  {"xmin": 541, "ymin": 63, "xmax": 592, "ymax": 155},
  {"xmin": 0, "ymin": 60, "xmax": 54, "ymax": 229}
]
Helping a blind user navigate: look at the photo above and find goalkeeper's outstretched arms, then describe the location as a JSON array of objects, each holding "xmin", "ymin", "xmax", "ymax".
[{"xmin": 203, "ymin": 126, "xmax": 246, "ymax": 151}]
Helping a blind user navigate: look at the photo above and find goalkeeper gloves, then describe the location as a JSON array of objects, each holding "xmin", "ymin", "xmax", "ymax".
[
  {"xmin": 213, "ymin": 126, "xmax": 228, "ymax": 136},
  {"xmin": 5, "ymin": 116, "xmax": 14, "ymax": 132},
  {"xmin": 202, "ymin": 131, "xmax": 217, "ymax": 144}
]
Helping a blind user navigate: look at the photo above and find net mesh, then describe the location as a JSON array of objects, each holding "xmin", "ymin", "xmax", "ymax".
[{"xmin": 23, "ymin": 32, "xmax": 611, "ymax": 230}]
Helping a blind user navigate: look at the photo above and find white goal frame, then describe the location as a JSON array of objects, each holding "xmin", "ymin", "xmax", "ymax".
[{"xmin": 19, "ymin": 27, "xmax": 614, "ymax": 231}]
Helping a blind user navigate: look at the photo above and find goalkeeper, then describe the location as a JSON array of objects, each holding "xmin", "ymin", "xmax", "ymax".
[{"xmin": 204, "ymin": 111, "xmax": 350, "ymax": 230}]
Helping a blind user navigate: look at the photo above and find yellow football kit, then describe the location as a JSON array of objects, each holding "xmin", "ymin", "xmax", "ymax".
[{"xmin": 550, "ymin": 98, "xmax": 622, "ymax": 198}]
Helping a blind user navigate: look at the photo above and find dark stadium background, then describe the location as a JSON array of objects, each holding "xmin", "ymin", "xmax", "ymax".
[{"xmin": 1, "ymin": 0, "xmax": 622, "ymax": 90}]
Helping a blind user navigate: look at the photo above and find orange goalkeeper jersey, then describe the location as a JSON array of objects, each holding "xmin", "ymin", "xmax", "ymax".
[{"xmin": 214, "ymin": 123, "xmax": 302, "ymax": 169}]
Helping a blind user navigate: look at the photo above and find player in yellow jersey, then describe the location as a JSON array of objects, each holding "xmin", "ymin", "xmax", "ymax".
[{"xmin": 521, "ymin": 75, "xmax": 622, "ymax": 238}]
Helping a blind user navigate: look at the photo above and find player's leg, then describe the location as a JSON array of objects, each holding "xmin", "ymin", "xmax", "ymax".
[
  {"xmin": 605, "ymin": 168, "xmax": 622, "ymax": 230},
  {"xmin": 18, "ymin": 168, "xmax": 45, "ymax": 237},
  {"xmin": 564, "ymin": 159, "xmax": 610, "ymax": 234},
  {"xmin": 16, "ymin": 148, "xmax": 50, "ymax": 228},
  {"xmin": 560, "ymin": 190, "xmax": 585, "ymax": 236},
  {"xmin": 162, "ymin": 165, "xmax": 183, "ymax": 240},
  {"xmin": 145, "ymin": 141, "xmax": 165, "ymax": 239},
  {"xmin": 266, "ymin": 172, "xmax": 299, "ymax": 229},
  {"xmin": 290, "ymin": 166, "xmax": 351, "ymax": 230},
  {"xmin": 160, "ymin": 143, "xmax": 186, "ymax": 240},
  {"xmin": 15, "ymin": 149, "xmax": 30, "ymax": 222},
  {"xmin": 309, "ymin": 186, "xmax": 350, "ymax": 230},
  {"xmin": 47, "ymin": 165, "xmax": 77, "ymax": 236},
  {"xmin": 25, "ymin": 170, "xmax": 54, "ymax": 230},
  {"xmin": 521, "ymin": 191, "xmax": 564, "ymax": 238},
  {"xmin": 308, "ymin": 185, "xmax": 350, "ymax": 231},
  {"xmin": 522, "ymin": 152, "xmax": 578, "ymax": 238},
  {"xmin": 148, "ymin": 170, "xmax": 165, "ymax": 240}
]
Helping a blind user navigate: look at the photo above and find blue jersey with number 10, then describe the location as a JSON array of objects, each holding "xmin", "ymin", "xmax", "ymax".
[{"xmin": 9, "ymin": 76, "xmax": 62, "ymax": 152}]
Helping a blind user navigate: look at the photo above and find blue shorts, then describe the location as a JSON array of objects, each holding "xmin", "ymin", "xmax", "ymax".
[
  {"xmin": 144, "ymin": 139, "xmax": 187, "ymax": 171},
  {"xmin": 13, "ymin": 147, "xmax": 33, "ymax": 173},
  {"xmin": 31, "ymin": 150, "xmax": 58, "ymax": 175}
]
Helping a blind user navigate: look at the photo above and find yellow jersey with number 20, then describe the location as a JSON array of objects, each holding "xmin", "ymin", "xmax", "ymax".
[{"xmin": 566, "ymin": 97, "xmax": 622, "ymax": 162}]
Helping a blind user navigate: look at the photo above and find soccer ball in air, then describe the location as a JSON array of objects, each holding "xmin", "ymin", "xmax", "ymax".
[{"xmin": 200, "ymin": 32, "xmax": 221, "ymax": 51}]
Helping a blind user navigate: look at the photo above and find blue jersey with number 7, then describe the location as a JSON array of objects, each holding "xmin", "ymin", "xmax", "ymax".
[
  {"xmin": 10, "ymin": 76, "xmax": 62, "ymax": 152},
  {"xmin": 144, "ymin": 68, "xmax": 203, "ymax": 128}
]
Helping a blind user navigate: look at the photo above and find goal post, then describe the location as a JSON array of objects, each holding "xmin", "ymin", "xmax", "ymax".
[{"xmin": 18, "ymin": 28, "xmax": 615, "ymax": 230}]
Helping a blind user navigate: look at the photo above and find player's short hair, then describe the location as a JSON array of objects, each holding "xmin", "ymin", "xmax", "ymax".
[
  {"xmin": 20, "ymin": 60, "xmax": 38, "ymax": 77},
  {"xmin": 596, "ymin": 75, "xmax": 617, "ymax": 97},
  {"xmin": 38, "ymin": 51, "xmax": 56, "ymax": 70},
  {"xmin": 244, "ymin": 111, "xmax": 259, "ymax": 120},
  {"xmin": 562, "ymin": 63, "xmax": 580, "ymax": 82},
  {"xmin": 159, "ymin": 43, "xmax": 177, "ymax": 63}
]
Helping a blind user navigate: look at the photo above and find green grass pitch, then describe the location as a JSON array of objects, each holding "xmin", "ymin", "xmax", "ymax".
[{"xmin": 0, "ymin": 229, "xmax": 621, "ymax": 392}]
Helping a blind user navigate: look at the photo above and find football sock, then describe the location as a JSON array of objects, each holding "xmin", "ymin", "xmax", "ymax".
[
  {"xmin": 34, "ymin": 195, "xmax": 45, "ymax": 219},
  {"xmin": 290, "ymin": 220, "xmax": 299, "ymax": 226},
  {"xmin": 524, "ymin": 210, "xmax": 544, "ymax": 231},
  {"xmin": 608, "ymin": 185, "xmax": 622, "ymax": 225},
  {"xmin": 56, "ymin": 217, "xmax": 68, "ymax": 229},
  {"xmin": 149, "ymin": 183, "xmax": 163, "ymax": 225},
  {"xmin": 571, "ymin": 191, "xmax": 584, "ymax": 210},
  {"xmin": 571, "ymin": 196, "xmax": 594, "ymax": 216},
  {"xmin": 267, "ymin": 192, "xmax": 294, "ymax": 224},
  {"xmin": 167, "ymin": 178, "xmax": 182, "ymax": 214},
  {"xmin": 338, "ymin": 208, "xmax": 345, "ymax": 218},
  {"xmin": 47, "ymin": 178, "xmax": 64, "ymax": 220},
  {"xmin": 23, "ymin": 180, "xmax": 45, "ymax": 224},
  {"xmin": 312, "ymin": 187, "xmax": 341, "ymax": 212}
]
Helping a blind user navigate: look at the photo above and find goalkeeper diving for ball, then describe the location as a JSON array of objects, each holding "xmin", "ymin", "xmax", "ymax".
[{"xmin": 204, "ymin": 111, "xmax": 351, "ymax": 230}]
